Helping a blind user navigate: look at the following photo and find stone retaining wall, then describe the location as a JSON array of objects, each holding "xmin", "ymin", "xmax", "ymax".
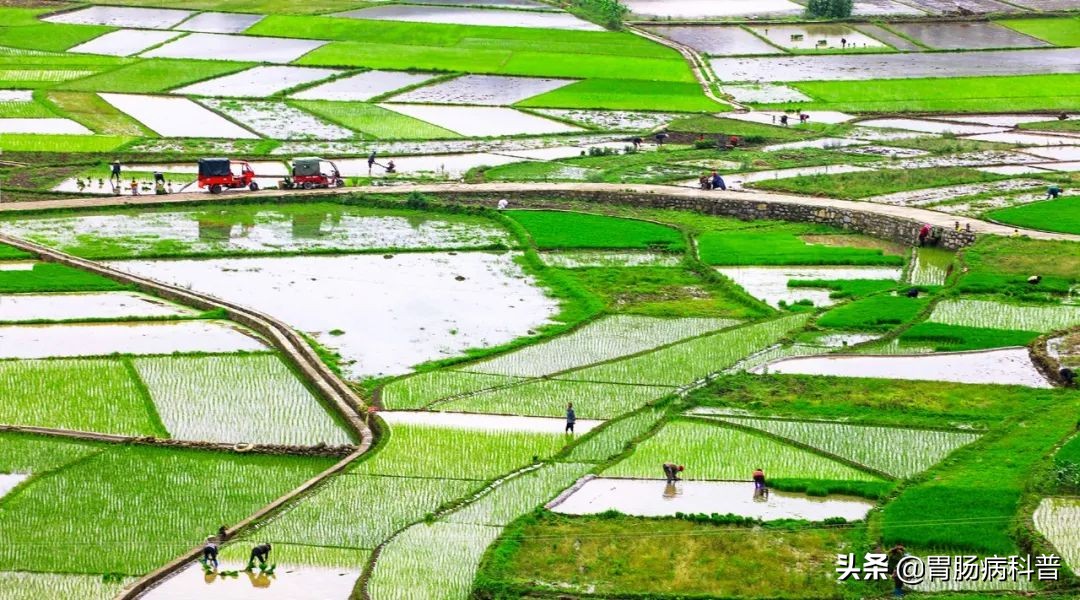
[{"xmin": 418, "ymin": 189, "xmax": 978, "ymax": 250}]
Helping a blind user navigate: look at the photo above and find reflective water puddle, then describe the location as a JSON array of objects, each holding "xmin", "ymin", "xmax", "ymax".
[
  {"xmin": 381, "ymin": 410, "xmax": 602, "ymax": 434},
  {"xmin": 550, "ymin": 477, "xmax": 875, "ymax": 521},
  {"xmin": 144, "ymin": 562, "xmax": 360, "ymax": 600},
  {"xmin": 0, "ymin": 321, "xmax": 266, "ymax": 359},
  {"xmin": 0, "ymin": 292, "xmax": 195, "ymax": 322}
]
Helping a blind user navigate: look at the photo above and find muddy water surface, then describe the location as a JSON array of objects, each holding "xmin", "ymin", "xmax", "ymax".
[
  {"xmin": 749, "ymin": 24, "xmax": 888, "ymax": 50},
  {"xmin": 889, "ymin": 22, "xmax": 1048, "ymax": 50},
  {"xmin": 0, "ymin": 321, "xmax": 266, "ymax": 359},
  {"xmin": 711, "ymin": 48, "xmax": 1080, "ymax": 82},
  {"xmin": 758, "ymin": 348, "xmax": 1051, "ymax": 387},
  {"xmin": 551, "ymin": 478, "xmax": 875, "ymax": 520},
  {"xmin": 109, "ymin": 252, "xmax": 558, "ymax": 377},
  {"xmin": 0, "ymin": 292, "xmax": 194, "ymax": 322},
  {"xmin": 144, "ymin": 562, "xmax": 360, "ymax": 600},
  {"xmin": 644, "ymin": 26, "xmax": 779, "ymax": 55}
]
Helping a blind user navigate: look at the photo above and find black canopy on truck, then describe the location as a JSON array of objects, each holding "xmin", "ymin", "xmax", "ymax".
[{"xmin": 198, "ymin": 158, "xmax": 231, "ymax": 177}]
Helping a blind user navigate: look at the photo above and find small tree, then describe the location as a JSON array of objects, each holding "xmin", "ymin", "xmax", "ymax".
[{"xmin": 806, "ymin": 0, "xmax": 853, "ymax": 18}]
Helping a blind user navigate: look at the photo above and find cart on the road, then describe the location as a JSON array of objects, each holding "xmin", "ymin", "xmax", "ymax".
[
  {"xmin": 281, "ymin": 157, "xmax": 344, "ymax": 190},
  {"xmin": 197, "ymin": 158, "xmax": 259, "ymax": 194}
]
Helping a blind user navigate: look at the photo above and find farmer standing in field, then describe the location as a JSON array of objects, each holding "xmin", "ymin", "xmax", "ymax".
[
  {"xmin": 752, "ymin": 468, "xmax": 766, "ymax": 493},
  {"xmin": 662, "ymin": 463, "xmax": 684, "ymax": 483},
  {"xmin": 887, "ymin": 544, "xmax": 907, "ymax": 597},
  {"xmin": 367, "ymin": 150, "xmax": 377, "ymax": 174},
  {"xmin": 109, "ymin": 160, "xmax": 121, "ymax": 186},
  {"xmin": 565, "ymin": 403, "xmax": 576, "ymax": 434}
]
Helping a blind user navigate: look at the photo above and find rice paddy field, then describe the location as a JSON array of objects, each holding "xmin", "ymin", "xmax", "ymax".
[{"xmin": 1, "ymin": 0, "xmax": 1080, "ymax": 597}]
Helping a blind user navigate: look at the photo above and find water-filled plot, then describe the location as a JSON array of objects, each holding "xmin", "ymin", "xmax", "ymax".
[
  {"xmin": 551, "ymin": 478, "xmax": 876, "ymax": 520},
  {"xmin": 174, "ymin": 12, "xmax": 265, "ymax": 34},
  {"xmin": 0, "ymin": 291, "xmax": 194, "ymax": 322},
  {"xmin": 174, "ymin": 66, "xmax": 342, "ymax": 98},
  {"xmin": 291, "ymin": 70, "xmax": 438, "ymax": 102},
  {"xmin": 0, "ymin": 320, "xmax": 266, "ymax": 359},
  {"xmin": 644, "ymin": 25, "xmax": 779, "ymax": 56},
  {"xmin": 889, "ymin": 21, "xmax": 1050, "ymax": 50},
  {"xmin": 67, "ymin": 29, "xmax": 182, "ymax": 57},
  {"xmin": 100, "ymin": 94, "xmax": 258, "ymax": 138},
  {"xmin": 379, "ymin": 104, "xmax": 581, "ymax": 136},
  {"xmin": 748, "ymin": 24, "xmax": 889, "ymax": 51},
  {"xmin": 336, "ymin": 5, "xmax": 603, "ymax": 31},
  {"xmin": 390, "ymin": 75, "xmax": 575, "ymax": 106},
  {"xmin": 44, "ymin": 6, "xmax": 192, "ymax": 29},
  {"xmin": 110, "ymin": 252, "xmax": 558, "ymax": 377},
  {"xmin": 143, "ymin": 33, "xmax": 327, "ymax": 64}
]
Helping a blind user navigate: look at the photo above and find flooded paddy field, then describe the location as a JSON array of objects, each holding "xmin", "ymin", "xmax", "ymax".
[
  {"xmin": 143, "ymin": 33, "xmax": 327, "ymax": 64},
  {"xmin": 0, "ymin": 204, "xmax": 513, "ymax": 257},
  {"xmin": 888, "ymin": 22, "xmax": 1050, "ymax": 50},
  {"xmin": 336, "ymin": 5, "xmax": 603, "ymax": 31},
  {"xmin": 711, "ymin": 47, "xmax": 1080, "ymax": 82},
  {"xmin": 758, "ymin": 348, "xmax": 1051, "ymax": 387},
  {"xmin": 625, "ymin": 0, "xmax": 803, "ymax": 18},
  {"xmin": 643, "ymin": 26, "xmax": 780, "ymax": 56},
  {"xmin": 291, "ymin": 71, "xmax": 438, "ymax": 102},
  {"xmin": 109, "ymin": 252, "xmax": 558, "ymax": 377},
  {"xmin": 174, "ymin": 12, "xmax": 265, "ymax": 34},
  {"xmin": 0, "ymin": 320, "xmax": 266, "ymax": 359},
  {"xmin": 550, "ymin": 477, "xmax": 875, "ymax": 520},
  {"xmin": 717, "ymin": 266, "xmax": 902, "ymax": 308},
  {"xmin": 100, "ymin": 94, "xmax": 258, "ymax": 138},
  {"xmin": 144, "ymin": 561, "xmax": 361, "ymax": 600},
  {"xmin": 45, "ymin": 6, "xmax": 192, "ymax": 29},
  {"xmin": 748, "ymin": 24, "xmax": 889, "ymax": 51},
  {"xmin": 68, "ymin": 29, "xmax": 182, "ymax": 57},
  {"xmin": 0, "ymin": 291, "xmax": 195, "ymax": 322},
  {"xmin": 389, "ymin": 75, "xmax": 574, "ymax": 106},
  {"xmin": 378, "ymin": 104, "xmax": 579, "ymax": 137},
  {"xmin": 175, "ymin": 66, "xmax": 342, "ymax": 98}
]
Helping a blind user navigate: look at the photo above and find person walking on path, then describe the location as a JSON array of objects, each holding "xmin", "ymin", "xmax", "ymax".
[
  {"xmin": 202, "ymin": 537, "xmax": 219, "ymax": 570},
  {"xmin": 248, "ymin": 543, "xmax": 272, "ymax": 568},
  {"xmin": 662, "ymin": 463, "xmax": 684, "ymax": 483},
  {"xmin": 565, "ymin": 403, "xmax": 576, "ymax": 434},
  {"xmin": 109, "ymin": 160, "xmax": 121, "ymax": 186}
]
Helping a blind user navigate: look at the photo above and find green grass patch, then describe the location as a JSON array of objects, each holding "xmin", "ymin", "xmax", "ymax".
[
  {"xmin": 477, "ymin": 511, "xmax": 853, "ymax": 599},
  {"xmin": 353, "ymin": 424, "xmax": 568, "ymax": 480},
  {"xmin": 881, "ymin": 394, "xmax": 1080, "ymax": 554},
  {"xmin": 0, "ymin": 263, "xmax": 129, "ymax": 293},
  {"xmin": 899, "ymin": 322, "xmax": 1040, "ymax": 352},
  {"xmin": 46, "ymin": 91, "xmax": 149, "ymax": 136},
  {"xmin": 752, "ymin": 167, "xmax": 1005, "ymax": 200},
  {"xmin": 90, "ymin": 0, "xmax": 374, "ymax": 12},
  {"xmin": 564, "ymin": 266, "xmax": 766, "ymax": 318},
  {"xmin": 604, "ymin": 418, "xmax": 881, "ymax": 481},
  {"xmin": 0, "ymin": 9, "xmax": 114, "ymax": 52},
  {"xmin": 0, "ymin": 358, "xmax": 164, "ymax": 437},
  {"xmin": 0, "ymin": 134, "xmax": 133, "ymax": 153},
  {"xmin": 1018, "ymin": 119, "xmax": 1080, "ymax": 133},
  {"xmin": 668, "ymin": 114, "xmax": 809, "ymax": 140},
  {"xmin": 789, "ymin": 278, "xmax": 898, "ymax": 299},
  {"xmin": 0, "ymin": 439, "xmax": 333, "ymax": 575},
  {"xmin": 817, "ymin": 294, "xmax": 929, "ymax": 330},
  {"xmin": 252, "ymin": 16, "xmax": 692, "ymax": 82},
  {"xmin": 507, "ymin": 210, "xmax": 684, "ymax": 251},
  {"xmin": 60, "ymin": 59, "xmax": 255, "ymax": 93},
  {"xmin": 770, "ymin": 74, "xmax": 1080, "ymax": 113},
  {"xmin": 562, "ymin": 315, "xmax": 808, "ymax": 386},
  {"xmin": 0, "ymin": 244, "xmax": 30, "ymax": 259},
  {"xmin": 698, "ymin": 227, "xmax": 904, "ymax": 266},
  {"xmin": 0, "ymin": 97, "xmax": 55, "ymax": 118},
  {"xmin": 0, "ymin": 431, "xmax": 102, "ymax": 474},
  {"xmin": 290, "ymin": 100, "xmax": 460, "ymax": 139},
  {"xmin": 696, "ymin": 373, "xmax": 1063, "ymax": 428},
  {"xmin": 518, "ymin": 79, "xmax": 724, "ymax": 112},
  {"xmin": 997, "ymin": 17, "xmax": 1080, "ymax": 47},
  {"xmin": 956, "ymin": 236, "xmax": 1080, "ymax": 299},
  {"xmin": 986, "ymin": 196, "xmax": 1080, "ymax": 236}
]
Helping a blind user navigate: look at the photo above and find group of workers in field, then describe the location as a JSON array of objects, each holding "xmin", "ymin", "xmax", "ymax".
[{"xmin": 201, "ymin": 527, "xmax": 272, "ymax": 573}]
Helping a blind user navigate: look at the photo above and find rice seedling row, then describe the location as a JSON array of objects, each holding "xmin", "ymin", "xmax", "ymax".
[
  {"xmin": 928, "ymin": 299, "xmax": 1080, "ymax": 333},
  {"xmin": 1033, "ymin": 497, "xmax": 1080, "ymax": 573},
  {"xmin": 0, "ymin": 572, "xmax": 135, "ymax": 600},
  {"xmin": 0, "ymin": 358, "xmax": 163, "ymax": 437},
  {"xmin": 0, "ymin": 431, "xmax": 102, "ymax": 475},
  {"xmin": 603, "ymin": 419, "xmax": 882, "ymax": 482},
  {"xmin": 367, "ymin": 521, "xmax": 502, "ymax": 600},
  {"xmin": 240, "ymin": 474, "xmax": 479, "ymax": 549},
  {"xmin": 709, "ymin": 416, "xmax": 981, "ymax": 478},
  {"xmin": 463, "ymin": 315, "xmax": 739, "ymax": 378},
  {"xmin": 0, "ymin": 441, "xmax": 333, "ymax": 575},
  {"xmin": 728, "ymin": 343, "xmax": 832, "ymax": 374},
  {"xmin": 132, "ymin": 354, "xmax": 354, "ymax": 446},
  {"xmin": 380, "ymin": 371, "xmax": 526, "ymax": 410},
  {"xmin": 446, "ymin": 462, "xmax": 593, "ymax": 527},
  {"xmin": 438, "ymin": 378, "xmax": 672, "ymax": 419},
  {"xmin": 563, "ymin": 406, "xmax": 667, "ymax": 462},
  {"xmin": 557, "ymin": 314, "xmax": 810, "ymax": 387},
  {"xmin": 351, "ymin": 424, "xmax": 568, "ymax": 480}
]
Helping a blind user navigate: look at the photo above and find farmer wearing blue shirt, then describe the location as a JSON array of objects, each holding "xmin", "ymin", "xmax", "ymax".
[{"xmin": 565, "ymin": 403, "xmax": 576, "ymax": 433}]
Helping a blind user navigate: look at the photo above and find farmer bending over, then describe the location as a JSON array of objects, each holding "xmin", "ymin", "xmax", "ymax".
[
  {"xmin": 249, "ymin": 543, "xmax": 272, "ymax": 566},
  {"xmin": 663, "ymin": 463, "xmax": 684, "ymax": 483},
  {"xmin": 202, "ymin": 537, "xmax": 219, "ymax": 569}
]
